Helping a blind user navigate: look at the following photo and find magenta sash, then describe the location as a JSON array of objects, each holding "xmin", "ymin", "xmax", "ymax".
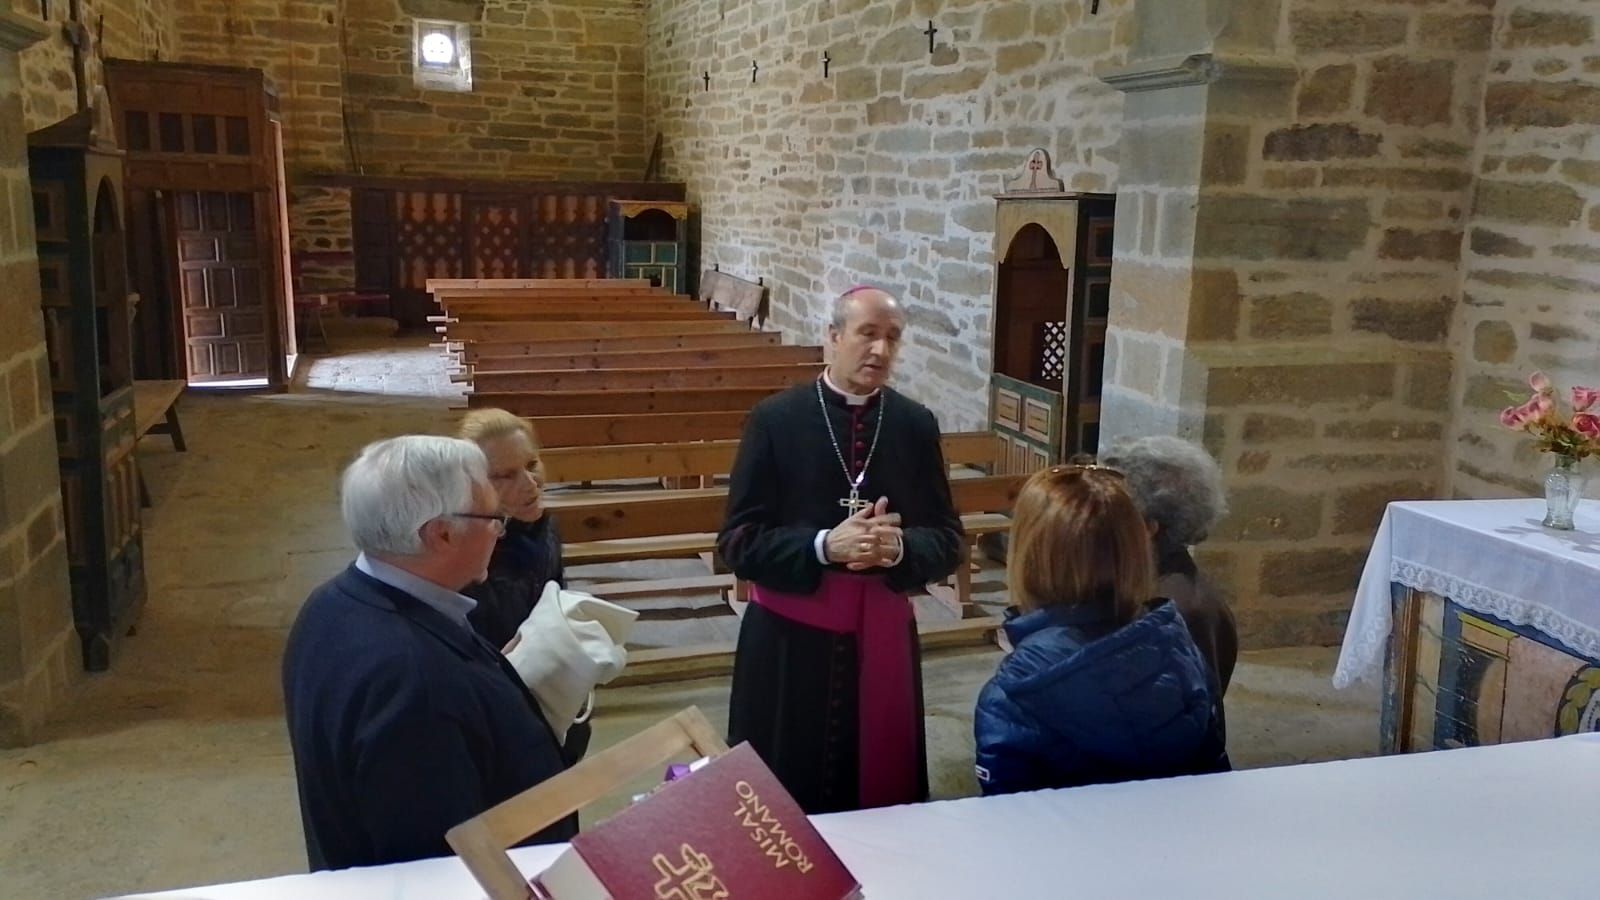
[{"xmin": 749, "ymin": 571, "xmax": 918, "ymax": 809}]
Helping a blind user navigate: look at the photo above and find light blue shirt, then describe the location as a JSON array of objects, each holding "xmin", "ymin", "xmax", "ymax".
[{"xmin": 356, "ymin": 553, "xmax": 478, "ymax": 631}]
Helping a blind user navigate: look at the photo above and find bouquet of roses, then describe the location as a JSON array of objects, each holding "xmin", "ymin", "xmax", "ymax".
[{"xmin": 1499, "ymin": 371, "xmax": 1600, "ymax": 461}]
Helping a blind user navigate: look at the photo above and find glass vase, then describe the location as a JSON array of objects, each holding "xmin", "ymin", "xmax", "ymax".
[{"xmin": 1542, "ymin": 455, "xmax": 1586, "ymax": 530}]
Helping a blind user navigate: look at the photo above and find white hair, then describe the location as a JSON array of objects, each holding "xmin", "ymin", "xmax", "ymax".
[
  {"xmin": 340, "ymin": 435, "xmax": 488, "ymax": 557},
  {"xmin": 1099, "ymin": 435, "xmax": 1229, "ymax": 554}
]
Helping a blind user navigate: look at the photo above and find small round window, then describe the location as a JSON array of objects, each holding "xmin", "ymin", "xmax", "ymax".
[{"xmin": 420, "ymin": 31, "xmax": 456, "ymax": 66}]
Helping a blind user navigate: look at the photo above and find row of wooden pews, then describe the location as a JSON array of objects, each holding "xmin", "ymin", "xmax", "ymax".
[{"xmin": 430, "ymin": 274, "xmax": 1026, "ymax": 685}]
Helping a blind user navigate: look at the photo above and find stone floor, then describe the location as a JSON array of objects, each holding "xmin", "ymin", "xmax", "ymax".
[{"xmin": 0, "ymin": 336, "xmax": 1380, "ymax": 900}]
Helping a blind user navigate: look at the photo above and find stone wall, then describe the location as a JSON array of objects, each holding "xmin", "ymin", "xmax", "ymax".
[
  {"xmin": 1102, "ymin": 0, "xmax": 1494, "ymax": 645},
  {"xmin": 644, "ymin": 0, "xmax": 1131, "ymax": 430},
  {"xmin": 1, "ymin": 6, "xmax": 76, "ymax": 747},
  {"xmin": 20, "ymin": 0, "xmax": 179, "ymax": 130},
  {"xmin": 1450, "ymin": 1, "xmax": 1600, "ymax": 498},
  {"xmin": 173, "ymin": 0, "xmax": 647, "ymax": 180}
]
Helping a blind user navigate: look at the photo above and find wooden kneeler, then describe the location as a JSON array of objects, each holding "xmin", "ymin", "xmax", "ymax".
[{"xmin": 446, "ymin": 706, "xmax": 731, "ymax": 899}]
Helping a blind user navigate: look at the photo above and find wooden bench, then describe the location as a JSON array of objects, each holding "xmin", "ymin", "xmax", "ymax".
[
  {"xmin": 471, "ymin": 343, "xmax": 822, "ymax": 374},
  {"xmin": 528, "ymin": 411, "xmax": 751, "ymax": 448},
  {"xmin": 443, "ymin": 319, "xmax": 752, "ymax": 342},
  {"xmin": 446, "ymin": 330, "xmax": 783, "ymax": 363},
  {"xmin": 698, "ymin": 267, "xmax": 767, "ymax": 325},
  {"xmin": 468, "ymin": 386, "xmax": 786, "ymax": 416},
  {"xmin": 541, "ymin": 431, "xmax": 1004, "ymax": 484},
  {"xmin": 558, "ymin": 473, "xmax": 1029, "ymax": 685},
  {"xmin": 132, "ymin": 379, "xmax": 187, "ymax": 506},
  {"xmin": 427, "ymin": 277, "xmax": 658, "ymax": 293},
  {"xmin": 438, "ymin": 307, "xmax": 734, "ymax": 325},
  {"xmin": 470, "ymin": 363, "xmax": 825, "ymax": 394}
]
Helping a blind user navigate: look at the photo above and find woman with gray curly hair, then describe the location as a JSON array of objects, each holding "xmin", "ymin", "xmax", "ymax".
[{"xmin": 1098, "ymin": 436, "xmax": 1238, "ymax": 702}]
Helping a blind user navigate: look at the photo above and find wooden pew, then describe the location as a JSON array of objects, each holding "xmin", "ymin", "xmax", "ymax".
[
  {"xmin": 460, "ymin": 331, "xmax": 782, "ymax": 363},
  {"xmin": 472, "ymin": 343, "xmax": 822, "ymax": 374},
  {"xmin": 528, "ymin": 411, "xmax": 750, "ymax": 448},
  {"xmin": 438, "ymin": 307, "xmax": 730, "ymax": 324},
  {"xmin": 541, "ymin": 431, "xmax": 1004, "ymax": 484},
  {"xmin": 428, "ymin": 277, "xmax": 657, "ymax": 293},
  {"xmin": 471, "ymin": 363, "xmax": 824, "ymax": 394},
  {"xmin": 556, "ymin": 472, "xmax": 1029, "ymax": 684},
  {"xmin": 468, "ymin": 386, "xmax": 783, "ymax": 415},
  {"xmin": 445, "ymin": 320, "xmax": 751, "ymax": 342},
  {"xmin": 698, "ymin": 268, "xmax": 766, "ymax": 324}
]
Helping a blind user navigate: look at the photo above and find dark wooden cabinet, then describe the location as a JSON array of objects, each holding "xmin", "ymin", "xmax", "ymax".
[
  {"xmin": 29, "ymin": 111, "xmax": 146, "ymax": 671},
  {"xmin": 607, "ymin": 200, "xmax": 690, "ymax": 294}
]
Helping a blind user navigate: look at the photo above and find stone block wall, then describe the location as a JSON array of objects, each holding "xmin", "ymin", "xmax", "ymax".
[
  {"xmin": 644, "ymin": 0, "xmax": 1131, "ymax": 430},
  {"xmin": 173, "ymin": 0, "xmax": 648, "ymax": 180},
  {"xmin": 1147, "ymin": 0, "xmax": 1493, "ymax": 646},
  {"xmin": 1450, "ymin": 1, "xmax": 1600, "ymax": 498},
  {"xmin": 19, "ymin": 0, "xmax": 178, "ymax": 129},
  {"xmin": 1, "ymin": 6, "xmax": 76, "ymax": 747}
]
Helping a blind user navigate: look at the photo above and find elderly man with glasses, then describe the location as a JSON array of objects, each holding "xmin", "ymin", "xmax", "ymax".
[{"xmin": 282, "ymin": 435, "xmax": 574, "ymax": 872}]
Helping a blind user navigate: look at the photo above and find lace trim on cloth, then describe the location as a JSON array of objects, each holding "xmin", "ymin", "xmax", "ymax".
[
  {"xmin": 1332, "ymin": 593, "xmax": 1394, "ymax": 690},
  {"xmin": 1392, "ymin": 559, "xmax": 1600, "ymax": 662}
]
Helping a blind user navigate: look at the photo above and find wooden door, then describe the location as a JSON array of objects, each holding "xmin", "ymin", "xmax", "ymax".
[
  {"xmin": 269, "ymin": 120, "xmax": 297, "ymax": 364},
  {"xmin": 174, "ymin": 191, "xmax": 272, "ymax": 383}
]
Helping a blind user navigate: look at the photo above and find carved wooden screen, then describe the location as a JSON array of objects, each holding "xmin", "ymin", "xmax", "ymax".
[
  {"xmin": 340, "ymin": 176, "xmax": 685, "ymax": 328},
  {"xmin": 395, "ymin": 191, "xmax": 466, "ymax": 290}
]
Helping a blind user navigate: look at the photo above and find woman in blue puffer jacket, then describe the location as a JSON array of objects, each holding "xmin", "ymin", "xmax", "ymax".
[{"xmin": 974, "ymin": 464, "xmax": 1230, "ymax": 796}]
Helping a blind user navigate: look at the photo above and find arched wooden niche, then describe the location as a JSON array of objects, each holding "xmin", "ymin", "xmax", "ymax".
[
  {"xmin": 988, "ymin": 149, "xmax": 1116, "ymax": 469},
  {"xmin": 607, "ymin": 199, "xmax": 691, "ymax": 293}
]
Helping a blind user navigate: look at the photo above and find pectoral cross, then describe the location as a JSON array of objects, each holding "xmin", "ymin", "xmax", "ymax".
[{"xmin": 839, "ymin": 487, "xmax": 871, "ymax": 516}]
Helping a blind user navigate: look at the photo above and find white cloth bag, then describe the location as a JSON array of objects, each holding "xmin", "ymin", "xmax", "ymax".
[{"xmin": 504, "ymin": 581, "xmax": 638, "ymax": 741}]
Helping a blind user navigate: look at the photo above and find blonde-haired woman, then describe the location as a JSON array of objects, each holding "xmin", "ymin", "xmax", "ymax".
[
  {"xmin": 457, "ymin": 409, "xmax": 564, "ymax": 648},
  {"xmin": 973, "ymin": 465, "xmax": 1228, "ymax": 796}
]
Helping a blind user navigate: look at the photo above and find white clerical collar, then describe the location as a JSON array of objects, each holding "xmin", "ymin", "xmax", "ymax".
[{"xmin": 821, "ymin": 371, "xmax": 879, "ymax": 406}]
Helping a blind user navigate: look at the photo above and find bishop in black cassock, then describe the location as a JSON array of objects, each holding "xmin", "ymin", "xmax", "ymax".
[{"xmin": 717, "ymin": 287, "xmax": 963, "ymax": 814}]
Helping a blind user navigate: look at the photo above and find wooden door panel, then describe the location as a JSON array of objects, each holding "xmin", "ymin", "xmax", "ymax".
[{"xmin": 176, "ymin": 190, "xmax": 271, "ymax": 383}]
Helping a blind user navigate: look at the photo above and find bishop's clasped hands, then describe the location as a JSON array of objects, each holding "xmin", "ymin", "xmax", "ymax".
[{"xmin": 825, "ymin": 496, "xmax": 903, "ymax": 570}]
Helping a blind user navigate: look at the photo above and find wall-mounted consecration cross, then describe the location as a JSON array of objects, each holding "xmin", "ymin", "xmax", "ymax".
[
  {"xmin": 750, "ymin": 59, "xmax": 758, "ymax": 84},
  {"xmin": 924, "ymin": 20, "xmax": 938, "ymax": 54},
  {"xmin": 1091, "ymin": 0, "xmax": 1101, "ymax": 13},
  {"xmin": 702, "ymin": 70, "xmax": 710, "ymax": 91},
  {"xmin": 822, "ymin": 50, "xmax": 831, "ymax": 78}
]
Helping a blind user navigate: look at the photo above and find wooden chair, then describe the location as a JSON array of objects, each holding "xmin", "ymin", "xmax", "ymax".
[{"xmin": 446, "ymin": 706, "xmax": 730, "ymax": 900}]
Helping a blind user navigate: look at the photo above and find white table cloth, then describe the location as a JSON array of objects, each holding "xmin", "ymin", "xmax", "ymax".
[
  {"xmin": 1334, "ymin": 498, "xmax": 1600, "ymax": 689},
  {"xmin": 120, "ymin": 733, "xmax": 1600, "ymax": 900}
]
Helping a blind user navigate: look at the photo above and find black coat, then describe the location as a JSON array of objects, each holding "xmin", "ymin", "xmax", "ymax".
[
  {"xmin": 717, "ymin": 381, "xmax": 964, "ymax": 595},
  {"xmin": 465, "ymin": 515, "xmax": 566, "ymax": 650},
  {"xmin": 282, "ymin": 565, "xmax": 576, "ymax": 871}
]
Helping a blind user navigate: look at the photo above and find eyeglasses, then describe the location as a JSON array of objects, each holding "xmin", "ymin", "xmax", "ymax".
[
  {"xmin": 1046, "ymin": 463, "xmax": 1126, "ymax": 479},
  {"xmin": 446, "ymin": 512, "xmax": 509, "ymax": 534}
]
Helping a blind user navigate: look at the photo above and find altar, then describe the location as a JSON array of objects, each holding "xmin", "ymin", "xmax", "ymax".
[
  {"xmin": 113, "ymin": 734, "xmax": 1600, "ymax": 899},
  {"xmin": 1335, "ymin": 499, "xmax": 1600, "ymax": 753}
]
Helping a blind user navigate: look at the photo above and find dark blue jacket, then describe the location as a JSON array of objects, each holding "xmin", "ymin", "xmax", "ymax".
[
  {"xmin": 282, "ymin": 565, "xmax": 576, "ymax": 871},
  {"xmin": 974, "ymin": 600, "xmax": 1229, "ymax": 796}
]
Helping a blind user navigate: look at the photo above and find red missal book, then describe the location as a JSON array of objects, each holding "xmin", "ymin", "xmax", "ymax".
[{"xmin": 529, "ymin": 742, "xmax": 863, "ymax": 899}]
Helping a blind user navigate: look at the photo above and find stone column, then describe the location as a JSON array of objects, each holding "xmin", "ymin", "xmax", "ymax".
[
  {"xmin": 0, "ymin": 5, "xmax": 77, "ymax": 747},
  {"xmin": 1099, "ymin": 0, "xmax": 1467, "ymax": 646}
]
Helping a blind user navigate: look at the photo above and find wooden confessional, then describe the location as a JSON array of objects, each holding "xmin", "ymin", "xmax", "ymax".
[
  {"xmin": 988, "ymin": 150, "xmax": 1116, "ymax": 471},
  {"xmin": 29, "ymin": 106, "xmax": 146, "ymax": 670},
  {"xmin": 104, "ymin": 59, "xmax": 294, "ymax": 388}
]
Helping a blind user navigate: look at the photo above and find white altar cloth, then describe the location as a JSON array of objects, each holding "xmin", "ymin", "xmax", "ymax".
[
  {"xmin": 120, "ymin": 733, "xmax": 1600, "ymax": 900},
  {"xmin": 1334, "ymin": 498, "xmax": 1600, "ymax": 689}
]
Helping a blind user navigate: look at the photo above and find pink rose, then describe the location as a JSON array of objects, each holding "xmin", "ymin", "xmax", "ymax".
[
  {"xmin": 1530, "ymin": 371, "xmax": 1553, "ymax": 394},
  {"xmin": 1572, "ymin": 386, "xmax": 1600, "ymax": 412},
  {"xmin": 1575, "ymin": 412, "xmax": 1600, "ymax": 440},
  {"xmin": 1529, "ymin": 393, "xmax": 1555, "ymax": 421},
  {"xmin": 1499, "ymin": 406, "xmax": 1530, "ymax": 429}
]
